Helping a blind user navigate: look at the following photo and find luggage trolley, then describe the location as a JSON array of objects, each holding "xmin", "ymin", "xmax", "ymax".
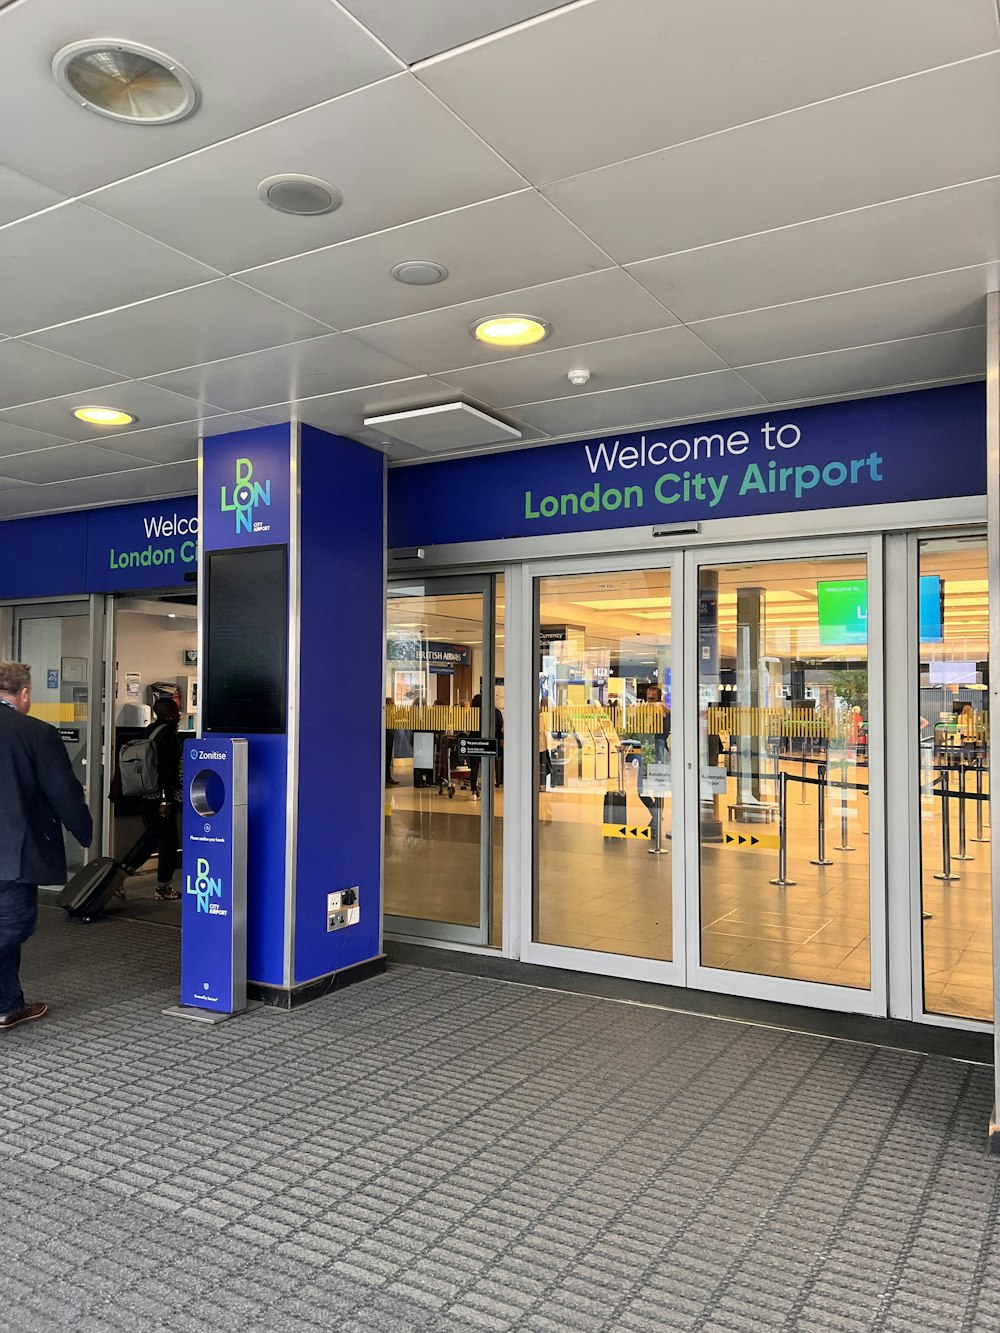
[{"xmin": 434, "ymin": 732, "xmax": 475, "ymax": 798}]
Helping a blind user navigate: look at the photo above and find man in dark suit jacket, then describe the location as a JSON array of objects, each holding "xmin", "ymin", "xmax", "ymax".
[{"xmin": 0, "ymin": 661, "xmax": 92, "ymax": 1031}]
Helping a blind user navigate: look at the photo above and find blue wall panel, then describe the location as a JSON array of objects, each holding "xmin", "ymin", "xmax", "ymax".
[
  {"xmin": 0, "ymin": 510, "xmax": 88, "ymax": 599},
  {"xmin": 293, "ymin": 425, "xmax": 384, "ymax": 984}
]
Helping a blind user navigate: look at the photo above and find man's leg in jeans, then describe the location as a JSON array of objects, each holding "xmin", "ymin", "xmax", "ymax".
[{"xmin": 0, "ymin": 881, "xmax": 39, "ymax": 1016}]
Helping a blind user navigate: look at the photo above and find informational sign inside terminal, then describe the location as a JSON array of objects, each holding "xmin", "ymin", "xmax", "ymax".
[
  {"xmin": 180, "ymin": 737, "xmax": 247, "ymax": 1016},
  {"xmin": 388, "ymin": 383, "xmax": 986, "ymax": 547}
]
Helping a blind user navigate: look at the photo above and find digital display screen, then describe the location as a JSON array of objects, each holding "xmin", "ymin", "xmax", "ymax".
[
  {"xmin": 918, "ymin": 574, "xmax": 943, "ymax": 643},
  {"xmin": 205, "ymin": 546, "xmax": 288, "ymax": 734},
  {"xmin": 815, "ymin": 575, "xmax": 942, "ymax": 646},
  {"xmin": 816, "ymin": 579, "xmax": 868, "ymax": 646}
]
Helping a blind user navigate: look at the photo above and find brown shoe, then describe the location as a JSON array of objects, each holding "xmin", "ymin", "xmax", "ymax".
[{"xmin": 0, "ymin": 1002, "xmax": 48, "ymax": 1031}]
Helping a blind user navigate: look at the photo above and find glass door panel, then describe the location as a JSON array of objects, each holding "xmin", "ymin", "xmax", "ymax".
[
  {"xmin": 14, "ymin": 603, "xmax": 93, "ymax": 877},
  {"xmin": 917, "ymin": 538, "xmax": 990, "ymax": 1021},
  {"xmin": 533, "ymin": 568, "xmax": 672, "ymax": 961},
  {"xmin": 696, "ymin": 554, "xmax": 874, "ymax": 995},
  {"xmin": 384, "ymin": 576, "xmax": 496, "ymax": 946}
]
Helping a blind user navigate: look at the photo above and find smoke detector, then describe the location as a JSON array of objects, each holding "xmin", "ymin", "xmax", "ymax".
[
  {"xmin": 567, "ymin": 368, "xmax": 591, "ymax": 387},
  {"xmin": 257, "ymin": 174, "xmax": 343, "ymax": 216}
]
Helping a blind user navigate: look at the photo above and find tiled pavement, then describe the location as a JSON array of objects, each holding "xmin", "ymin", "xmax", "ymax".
[{"xmin": 2, "ymin": 908, "xmax": 1000, "ymax": 1332}]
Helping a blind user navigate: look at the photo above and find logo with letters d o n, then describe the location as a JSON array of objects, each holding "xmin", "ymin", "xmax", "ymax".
[
  {"xmin": 186, "ymin": 856, "xmax": 222, "ymax": 914},
  {"xmin": 220, "ymin": 457, "xmax": 271, "ymax": 533}
]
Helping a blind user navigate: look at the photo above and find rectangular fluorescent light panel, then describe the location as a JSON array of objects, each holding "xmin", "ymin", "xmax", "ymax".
[{"xmin": 364, "ymin": 401, "xmax": 522, "ymax": 452}]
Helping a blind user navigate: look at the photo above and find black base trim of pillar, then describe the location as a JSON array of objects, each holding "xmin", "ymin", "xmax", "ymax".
[{"xmin": 248, "ymin": 954, "xmax": 388, "ymax": 1010}]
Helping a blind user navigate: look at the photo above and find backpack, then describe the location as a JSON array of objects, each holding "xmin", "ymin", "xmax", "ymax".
[{"xmin": 118, "ymin": 724, "xmax": 166, "ymax": 799}]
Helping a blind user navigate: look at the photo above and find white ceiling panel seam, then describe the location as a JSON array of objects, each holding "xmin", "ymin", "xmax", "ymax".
[
  {"xmin": 623, "ymin": 174, "xmax": 1000, "ymax": 268},
  {"xmin": 526, "ymin": 49, "xmax": 1000, "ymax": 192}
]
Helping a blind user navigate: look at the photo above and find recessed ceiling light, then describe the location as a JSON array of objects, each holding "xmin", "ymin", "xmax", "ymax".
[
  {"xmin": 471, "ymin": 315, "xmax": 550, "ymax": 348},
  {"xmin": 52, "ymin": 41, "xmax": 200, "ymax": 124},
  {"xmin": 391, "ymin": 261, "xmax": 449, "ymax": 287},
  {"xmin": 73, "ymin": 406, "xmax": 136, "ymax": 427},
  {"xmin": 257, "ymin": 174, "xmax": 343, "ymax": 216}
]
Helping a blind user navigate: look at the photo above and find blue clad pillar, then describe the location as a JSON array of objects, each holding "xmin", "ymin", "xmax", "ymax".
[{"xmin": 200, "ymin": 422, "xmax": 386, "ymax": 1004}]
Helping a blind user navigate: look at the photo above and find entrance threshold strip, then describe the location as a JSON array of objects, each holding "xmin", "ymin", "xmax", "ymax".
[{"xmin": 384, "ymin": 941, "xmax": 991, "ymax": 1066}]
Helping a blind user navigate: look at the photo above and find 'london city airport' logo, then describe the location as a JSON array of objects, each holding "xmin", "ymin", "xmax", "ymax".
[
  {"xmin": 221, "ymin": 456, "xmax": 271, "ymax": 534},
  {"xmin": 186, "ymin": 856, "xmax": 222, "ymax": 914}
]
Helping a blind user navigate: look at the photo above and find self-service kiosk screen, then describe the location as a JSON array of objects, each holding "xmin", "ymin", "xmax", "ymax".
[{"xmin": 205, "ymin": 545, "xmax": 288, "ymax": 733}]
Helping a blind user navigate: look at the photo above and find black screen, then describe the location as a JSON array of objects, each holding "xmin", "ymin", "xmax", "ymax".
[{"xmin": 205, "ymin": 546, "xmax": 288, "ymax": 734}]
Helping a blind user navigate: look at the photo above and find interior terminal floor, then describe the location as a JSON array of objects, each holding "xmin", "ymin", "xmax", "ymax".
[
  {"xmin": 3, "ymin": 907, "xmax": 999, "ymax": 1333},
  {"xmin": 384, "ymin": 755, "xmax": 991, "ymax": 1022}
]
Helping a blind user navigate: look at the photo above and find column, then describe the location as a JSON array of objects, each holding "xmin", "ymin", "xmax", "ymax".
[{"xmin": 199, "ymin": 421, "xmax": 386, "ymax": 1006}]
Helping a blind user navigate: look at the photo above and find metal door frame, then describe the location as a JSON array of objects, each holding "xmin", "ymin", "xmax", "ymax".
[
  {"xmin": 383, "ymin": 572, "xmax": 496, "ymax": 946},
  {"xmin": 683, "ymin": 533, "xmax": 888, "ymax": 1017}
]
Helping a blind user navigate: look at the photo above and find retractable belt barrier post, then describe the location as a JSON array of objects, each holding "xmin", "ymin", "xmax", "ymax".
[
  {"xmin": 934, "ymin": 769, "xmax": 959, "ymax": 884},
  {"xmin": 769, "ymin": 771, "xmax": 796, "ymax": 887},
  {"xmin": 165, "ymin": 736, "xmax": 249, "ymax": 1024},
  {"xmin": 810, "ymin": 762, "xmax": 833, "ymax": 866},
  {"xmin": 973, "ymin": 762, "xmax": 987, "ymax": 842},
  {"xmin": 954, "ymin": 764, "xmax": 973, "ymax": 862},
  {"xmin": 836, "ymin": 756, "xmax": 854, "ymax": 852}
]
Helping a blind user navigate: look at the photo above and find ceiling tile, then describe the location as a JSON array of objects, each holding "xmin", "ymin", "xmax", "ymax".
[
  {"xmin": 146, "ymin": 332, "xmax": 420, "ymax": 412},
  {"xmin": 735, "ymin": 327, "xmax": 986, "ymax": 401},
  {"xmin": 0, "ymin": 164, "xmax": 64, "ymax": 228},
  {"xmin": 108, "ymin": 415, "xmax": 266, "ymax": 466},
  {"xmin": 0, "ymin": 340, "xmax": 127, "ymax": 410},
  {"xmin": 89, "ymin": 74, "xmax": 524, "ymax": 275},
  {"xmin": 544, "ymin": 53, "xmax": 1000, "ymax": 264},
  {"xmin": 27, "ymin": 280, "xmax": 334, "ymax": 380},
  {"xmin": 236, "ymin": 191, "xmax": 612, "ymax": 330},
  {"xmin": 507, "ymin": 370, "xmax": 767, "ymax": 436},
  {"xmin": 0, "ymin": 380, "xmax": 226, "ymax": 442},
  {"xmin": 437, "ymin": 326, "xmax": 728, "ymax": 407},
  {"xmin": 349, "ymin": 269, "xmax": 674, "ymax": 374},
  {"xmin": 0, "ymin": 422, "xmax": 74, "ymax": 459},
  {"xmin": 0, "ymin": 0, "xmax": 400, "ymax": 195},
  {"xmin": 627, "ymin": 176, "xmax": 1000, "ymax": 323},
  {"xmin": 0, "ymin": 204, "xmax": 219, "ymax": 337},
  {"xmin": 339, "ymin": 0, "xmax": 570, "ymax": 63},
  {"xmin": 0, "ymin": 441, "xmax": 156, "ymax": 484},
  {"xmin": 0, "ymin": 483, "xmax": 45, "ymax": 521},
  {"xmin": 690, "ymin": 267, "xmax": 994, "ymax": 366},
  {"xmin": 417, "ymin": 0, "xmax": 1000, "ymax": 183}
]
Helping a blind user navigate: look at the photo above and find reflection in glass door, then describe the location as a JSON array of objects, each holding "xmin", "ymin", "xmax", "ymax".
[
  {"xmin": 695, "ymin": 551, "xmax": 882, "ymax": 1007},
  {"xmin": 13, "ymin": 602, "xmax": 94, "ymax": 876},
  {"xmin": 917, "ymin": 538, "xmax": 990, "ymax": 1022},
  {"xmin": 533, "ymin": 568, "xmax": 673, "ymax": 962},
  {"xmin": 383, "ymin": 576, "xmax": 501, "ymax": 945}
]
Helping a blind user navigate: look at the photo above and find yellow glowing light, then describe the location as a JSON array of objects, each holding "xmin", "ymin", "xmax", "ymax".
[
  {"xmin": 73, "ymin": 406, "xmax": 136, "ymax": 426},
  {"xmin": 471, "ymin": 315, "xmax": 549, "ymax": 348}
]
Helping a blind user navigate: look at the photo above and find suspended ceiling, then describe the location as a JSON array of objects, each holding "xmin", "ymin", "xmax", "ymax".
[{"xmin": 0, "ymin": 0, "xmax": 998, "ymax": 521}]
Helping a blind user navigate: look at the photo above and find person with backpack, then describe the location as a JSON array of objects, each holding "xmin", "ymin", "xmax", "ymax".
[{"xmin": 120, "ymin": 698, "xmax": 182, "ymax": 900}]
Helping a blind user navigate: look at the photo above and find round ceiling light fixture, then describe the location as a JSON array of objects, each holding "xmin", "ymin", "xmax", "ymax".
[
  {"xmin": 470, "ymin": 314, "xmax": 550, "ymax": 348},
  {"xmin": 52, "ymin": 41, "xmax": 200, "ymax": 124},
  {"xmin": 73, "ymin": 406, "xmax": 136, "ymax": 427},
  {"xmin": 391, "ymin": 260, "xmax": 449, "ymax": 287},
  {"xmin": 257, "ymin": 174, "xmax": 343, "ymax": 216}
]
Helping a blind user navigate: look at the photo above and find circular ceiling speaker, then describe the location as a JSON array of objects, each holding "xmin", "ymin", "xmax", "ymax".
[
  {"xmin": 257, "ymin": 174, "xmax": 343, "ymax": 216},
  {"xmin": 391, "ymin": 261, "xmax": 449, "ymax": 287},
  {"xmin": 52, "ymin": 40, "xmax": 200, "ymax": 124}
]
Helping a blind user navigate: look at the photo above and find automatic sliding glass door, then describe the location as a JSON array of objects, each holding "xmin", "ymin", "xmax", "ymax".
[
  {"xmin": 688, "ymin": 542, "xmax": 886, "ymax": 1015},
  {"xmin": 383, "ymin": 575, "xmax": 500, "ymax": 946}
]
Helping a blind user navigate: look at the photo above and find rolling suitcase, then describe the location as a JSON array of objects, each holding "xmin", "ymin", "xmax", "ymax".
[
  {"xmin": 58, "ymin": 857, "xmax": 126, "ymax": 919},
  {"xmin": 58, "ymin": 830, "xmax": 153, "ymax": 920},
  {"xmin": 603, "ymin": 747, "xmax": 628, "ymax": 841}
]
